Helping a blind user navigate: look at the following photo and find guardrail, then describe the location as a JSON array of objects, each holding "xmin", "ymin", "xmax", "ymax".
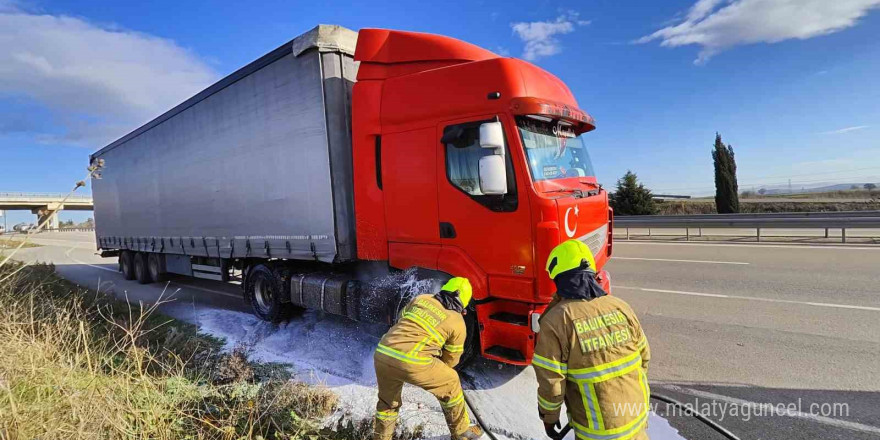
[{"xmin": 614, "ymin": 211, "xmax": 880, "ymax": 243}]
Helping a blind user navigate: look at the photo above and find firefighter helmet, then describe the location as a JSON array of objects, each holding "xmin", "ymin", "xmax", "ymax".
[
  {"xmin": 546, "ymin": 239, "xmax": 596, "ymax": 280},
  {"xmin": 441, "ymin": 277, "xmax": 473, "ymax": 308}
]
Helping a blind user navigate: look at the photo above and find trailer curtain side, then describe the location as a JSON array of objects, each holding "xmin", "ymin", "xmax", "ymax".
[{"xmin": 90, "ymin": 25, "xmax": 359, "ymax": 263}]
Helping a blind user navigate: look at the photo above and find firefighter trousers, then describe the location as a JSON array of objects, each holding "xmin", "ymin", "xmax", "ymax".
[{"xmin": 373, "ymin": 352, "xmax": 470, "ymax": 440}]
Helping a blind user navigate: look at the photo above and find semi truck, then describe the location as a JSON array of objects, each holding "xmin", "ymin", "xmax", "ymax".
[{"xmin": 90, "ymin": 24, "xmax": 613, "ymax": 366}]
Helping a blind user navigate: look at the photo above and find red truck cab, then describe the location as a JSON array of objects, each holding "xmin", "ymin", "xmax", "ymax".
[{"xmin": 351, "ymin": 29, "xmax": 613, "ymax": 364}]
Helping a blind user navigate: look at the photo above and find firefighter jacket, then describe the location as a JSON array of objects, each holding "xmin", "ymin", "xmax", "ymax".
[
  {"xmin": 534, "ymin": 295, "xmax": 651, "ymax": 440},
  {"xmin": 376, "ymin": 294, "xmax": 467, "ymax": 368}
]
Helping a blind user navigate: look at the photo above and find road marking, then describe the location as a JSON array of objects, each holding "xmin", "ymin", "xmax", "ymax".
[
  {"xmin": 803, "ymin": 302, "xmax": 880, "ymax": 312},
  {"xmin": 65, "ymin": 247, "xmax": 117, "ymax": 272},
  {"xmin": 660, "ymin": 384, "xmax": 880, "ymax": 435},
  {"xmin": 613, "ymin": 257, "xmax": 749, "ymax": 265},
  {"xmin": 615, "ymin": 241, "xmax": 880, "ymax": 251},
  {"xmin": 615, "ymin": 286, "xmax": 880, "ymax": 312},
  {"xmin": 622, "ymin": 287, "xmax": 729, "ymax": 298}
]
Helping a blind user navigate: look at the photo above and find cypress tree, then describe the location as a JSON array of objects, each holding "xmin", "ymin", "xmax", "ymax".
[
  {"xmin": 611, "ymin": 170, "xmax": 657, "ymax": 215},
  {"xmin": 712, "ymin": 133, "xmax": 740, "ymax": 213}
]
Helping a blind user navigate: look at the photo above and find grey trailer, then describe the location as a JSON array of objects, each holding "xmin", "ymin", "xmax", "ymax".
[{"xmin": 90, "ymin": 25, "xmax": 359, "ymax": 265}]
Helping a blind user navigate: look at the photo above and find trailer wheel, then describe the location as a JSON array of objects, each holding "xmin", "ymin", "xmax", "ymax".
[
  {"xmin": 134, "ymin": 253, "xmax": 153, "ymax": 284},
  {"xmin": 246, "ymin": 264, "xmax": 293, "ymax": 323},
  {"xmin": 147, "ymin": 253, "xmax": 167, "ymax": 283},
  {"xmin": 120, "ymin": 251, "xmax": 135, "ymax": 280}
]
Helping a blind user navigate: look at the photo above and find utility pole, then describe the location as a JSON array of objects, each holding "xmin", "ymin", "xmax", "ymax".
[
  {"xmin": 788, "ymin": 179, "xmax": 792, "ymax": 194},
  {"xmin": 1, "ymin": 210, "xmax": 6, "ymax": 234}
]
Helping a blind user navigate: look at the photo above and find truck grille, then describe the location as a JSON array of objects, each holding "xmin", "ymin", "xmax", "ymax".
[{"xmin": 578, "ymin": 224, "xmax": 608, "ymax": 259}]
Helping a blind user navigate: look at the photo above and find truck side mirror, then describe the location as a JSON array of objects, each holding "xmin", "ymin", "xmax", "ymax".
[
  {"xmin": 479, "ymin": 155, "xmax": 507, "ymax": 195},
  {"xmin": 478, "ymin": 121, "xmax": 508, "ymax": 195},
  {"xmin": 479, "ymin": 122, "xmax": 504, "ymax": 149}
]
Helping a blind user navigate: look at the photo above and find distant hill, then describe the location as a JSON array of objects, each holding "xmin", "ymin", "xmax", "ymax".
[{"xmin": 755, "ymin": 183, "xmax": 875, "ymax": 195}]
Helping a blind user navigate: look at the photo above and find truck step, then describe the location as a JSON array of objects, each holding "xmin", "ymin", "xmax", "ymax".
[
  {"xmin": 486, "ymin": 345, "xmax": 526, "ymax": 362},
  {"xmin": 485, "ymin": 345, "xmax": 526, "ymax": 363},
  {"xmin": 489, "ymin": 312, "xmax": 528, "ymax": 326}
]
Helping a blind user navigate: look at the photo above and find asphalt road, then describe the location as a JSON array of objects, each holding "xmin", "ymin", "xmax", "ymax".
[
  {"xmin": 8, "ymin": 232, "xmax": 880, "ymax": 440},
  {"xmin": 607, "ymin": 240, "xmax": 880, "ymax": 440}
]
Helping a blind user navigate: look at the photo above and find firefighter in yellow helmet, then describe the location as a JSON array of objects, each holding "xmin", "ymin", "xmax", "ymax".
[
  {"xmin": 534, "ymin": 240, "xmax": 651, "ymax": 440},
  {"xmin": 373, "ymin": 277, "xmax": 484, "ymax": 440}
]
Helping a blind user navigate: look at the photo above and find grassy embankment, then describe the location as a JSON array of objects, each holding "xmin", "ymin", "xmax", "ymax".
[{"xmin": 0, "ymin": 262, "xmax": 416, "ymax": 440}]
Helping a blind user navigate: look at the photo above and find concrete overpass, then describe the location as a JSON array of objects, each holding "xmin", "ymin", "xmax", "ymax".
[{"xmin": 0, "ymin": 192, "xmax": 94, "ymax": 230}]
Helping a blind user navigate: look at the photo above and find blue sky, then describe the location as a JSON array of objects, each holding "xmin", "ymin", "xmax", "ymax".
[{"xmin": 1, "ymin": 0, "xmax": 879, "ymax": 225}]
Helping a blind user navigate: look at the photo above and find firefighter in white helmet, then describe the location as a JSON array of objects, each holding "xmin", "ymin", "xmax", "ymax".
[{"xmin": 533, "ymin": 240, "xmax": 651, "ymax": 440}]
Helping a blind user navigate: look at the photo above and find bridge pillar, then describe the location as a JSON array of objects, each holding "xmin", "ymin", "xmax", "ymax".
[{"xmin": 32, "ymin": 206, "xmax": 60, "ymax": 231}]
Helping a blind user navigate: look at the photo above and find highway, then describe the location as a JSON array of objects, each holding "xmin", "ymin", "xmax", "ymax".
[
  {"xmin": 607, "ymin": 241, "xmax": 880, "ymax": 439},
  {"xmin": 8, "ymin": 232, "xmax": 880, "ymax": 440}
]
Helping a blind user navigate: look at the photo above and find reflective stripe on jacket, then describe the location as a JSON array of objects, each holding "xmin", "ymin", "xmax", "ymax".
[
  {"xmin": 534, "ymin": 295, "xmax": 651, "ymax": 440},
  {"xmin": 376, "ymin": 294, "xmax": 467, "ymax": 368}
]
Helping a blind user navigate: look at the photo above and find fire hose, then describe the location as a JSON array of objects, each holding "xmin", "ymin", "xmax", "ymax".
[{"xmin": 462, "ymin": 391, "xmax": 742, "ymax": 440}]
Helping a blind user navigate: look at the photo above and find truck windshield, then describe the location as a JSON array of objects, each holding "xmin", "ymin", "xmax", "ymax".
[{"xmin": 516, "ymin": 116, "xmax": 595, "ymax": 182}]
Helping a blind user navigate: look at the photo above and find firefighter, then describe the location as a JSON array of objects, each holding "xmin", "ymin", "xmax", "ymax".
[
  {"xmin": 534, "ymin": 240, "xmax": 651, "ymax": 440},
  {"xmin": 373, "ymin": 277, "xmax": 484, "ymax": 440}
]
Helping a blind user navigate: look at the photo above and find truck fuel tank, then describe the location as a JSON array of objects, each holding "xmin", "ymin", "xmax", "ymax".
[{"xmin": 289, "ymin": 272, "xmax": 400, "ymax": 324}]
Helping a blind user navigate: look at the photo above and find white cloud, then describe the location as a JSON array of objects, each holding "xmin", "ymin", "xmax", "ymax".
[
  {"xmin": 820, "ymin": 125, "xmax": 869, "ymax": 134},
  {"xmin": 637, "ymin": 0, "xmax": 880, "ymax": 64},
  {"xmin": 511, "ymin": 11, "xmax": 590, "ymax": 61},
  {"xmin": 0, "ymin": 5, "xmax": 217, "ymax": 146}
]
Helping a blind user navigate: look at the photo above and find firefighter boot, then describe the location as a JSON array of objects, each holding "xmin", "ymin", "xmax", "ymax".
[{"xmin": 457, "ymin": 425, "xmax": 484, "ymax": 440}]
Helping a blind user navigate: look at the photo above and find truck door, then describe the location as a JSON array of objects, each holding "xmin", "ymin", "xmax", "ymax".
[
  {"xmin": 436, "ymin": 116, "xmax": 534, "ymax": 301},
  {"xmin": 382, "ymin": 127, "xmax": 441, "ymax": 269}
]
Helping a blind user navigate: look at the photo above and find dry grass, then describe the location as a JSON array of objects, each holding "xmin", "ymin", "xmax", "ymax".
[{"xmin": 0, "ymin": 263, "xmax": 351, "ymax": 440}]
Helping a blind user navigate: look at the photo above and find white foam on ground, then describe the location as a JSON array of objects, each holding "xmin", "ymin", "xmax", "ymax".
[
  {"xmin": 163, "ymin": 302, "xmax": 686, "ymax": 440},
  {"xmin": 173, "ymin": 305, "xmax": 452, "ymax": 437}
]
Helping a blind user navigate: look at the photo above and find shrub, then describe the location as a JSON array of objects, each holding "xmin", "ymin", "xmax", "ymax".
[{"xmin": 611, "ymin": 171, "xmax": 657, "ymax": 215}]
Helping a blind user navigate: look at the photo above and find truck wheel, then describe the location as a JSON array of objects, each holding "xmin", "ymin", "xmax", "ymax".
[
  {"xmin": 148, "ymin": 253, "xmax": 167, "ymax": 283},
  {"xmin": 246, "ymin": 264, "xmax": 293, "ymax": 323},
  {"xmin": 457, "ymin": 307, "xmax": 480, "ymax": 370},
  {"xmin": 134, "ymin": 253, "xmax": 153, "ymax": 284},
  {"xmin": 120, "ymin": 251, "xmax": 135, "ymax": 280}
]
